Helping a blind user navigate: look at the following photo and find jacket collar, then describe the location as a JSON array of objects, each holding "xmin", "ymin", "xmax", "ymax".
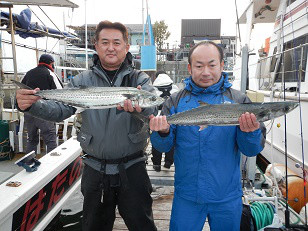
[
  {"xmin": 184, "ymin": 72, "xmax": 232, "ymax": 95},
  {"xmin": 91, "ymin": 52, "xmax": 134, "ymax": 86},
  {"xmin": 38, "ymin": 63, "xmax": 54, "ymax": 72},
  {"xmin": 92, "ymin": 52, "xmax": 133, "ymax": 70}
]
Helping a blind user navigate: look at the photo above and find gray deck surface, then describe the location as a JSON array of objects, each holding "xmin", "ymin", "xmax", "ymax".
[{"xmin": 0, "ymin": 143, "xmax": 211, "ymax": 230}]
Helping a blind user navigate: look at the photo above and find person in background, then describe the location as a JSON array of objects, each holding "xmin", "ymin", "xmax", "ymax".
[
  {"xmin": 16, "ymin": 21, "xmax": 157, "ymax": 231},
  {"xmin": 149, "ymin": 41, "xmax": 266, "ymax": 231},
  {"xmin": 151, "ymin": 71, "xmax": 178, "ymax": 172},
  {"xmin": 21, "ymin": 54, "xmax": 63, "ymax": 154}
]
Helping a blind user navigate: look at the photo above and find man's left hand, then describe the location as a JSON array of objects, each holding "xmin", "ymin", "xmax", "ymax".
[
  {"xmin": 117, "ymin": 85, "xmax": 142, "ymax": 113},
  {"xmin": 238, "ymin": 112, "xmax": 260, "ymax": 132}
]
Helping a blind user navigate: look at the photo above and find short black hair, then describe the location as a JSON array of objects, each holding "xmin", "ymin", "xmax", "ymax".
[
  {"xmin": 188, "ymin": 41, "xmax": 223, "ymax": 65},
  {"xmin": 94, "ymin": 20, "xmax": 128, "ymax": 43}
]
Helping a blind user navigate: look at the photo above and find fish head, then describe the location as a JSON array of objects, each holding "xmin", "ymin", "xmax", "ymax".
[
  {"xmin": 271, "ymin": 101, "xmax": 299, "ymax": 116},
  {"xmin": 258, "ymin": 101, "xmax": 299, "ymax": 121},
  {"xmin": 136, "ymin": 91, "xmax": 165, "ymax": 108},
  {"xmin": 282, "ymin": 101, "xmax": 299, "ymax": 112}
]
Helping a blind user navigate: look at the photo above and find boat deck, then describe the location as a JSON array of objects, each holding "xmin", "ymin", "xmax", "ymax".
[
  {"xmin": 114, "ymin": 158, "xmax": 210, "ymax": 230},
  {"xmin": 0, "ymin": 144, "xmax": 210, "ymax": 230},
  {"xmin": 57, "ymin": 156, "xmax": 210, "ymax": 231}
]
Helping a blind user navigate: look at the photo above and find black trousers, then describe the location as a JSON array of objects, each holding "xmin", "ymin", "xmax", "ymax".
[
  {"xmin": 81, "ymin": 161, "xmax": 157, "ymax": 231},
  {"xmin": 151, "ymin": 146, "xmax": 174, "ymax": 166}
]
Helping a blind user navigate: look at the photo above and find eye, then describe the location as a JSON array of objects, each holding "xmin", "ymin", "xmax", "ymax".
[{"xmin": 151, "ymin": 96, "xmax": 157, "ymax": 101}]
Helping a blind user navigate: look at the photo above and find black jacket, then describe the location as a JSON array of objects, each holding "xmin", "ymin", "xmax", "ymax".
[{"xmin": 22, "ymin": 65, "xmax": 57, "ymax": 90}]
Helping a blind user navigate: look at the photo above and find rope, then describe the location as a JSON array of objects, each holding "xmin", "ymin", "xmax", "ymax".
[{"xmin": 250, "ymin": 202, "xmax": 275, "ymax": 230}]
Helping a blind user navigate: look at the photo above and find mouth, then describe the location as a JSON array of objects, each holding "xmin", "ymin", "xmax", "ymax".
[{"xmin": 200, "ymin": 78, "xmax": 212, "ymax": 83}]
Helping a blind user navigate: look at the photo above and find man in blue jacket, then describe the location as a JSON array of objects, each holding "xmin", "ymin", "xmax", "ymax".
[{"xmin": 149, "ymin": 41, "xmax": 265, "ymax": 231}]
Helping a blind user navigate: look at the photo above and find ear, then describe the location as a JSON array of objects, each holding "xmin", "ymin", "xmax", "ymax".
[
  {"xmin": 220, "ymin": 60, "xmax": 224, "ymax": 71},
  {"xmin": 125, "ymin": 44, "xmax": 130, "ymax": 53},
  {"xmin": 187, "ymin": 63, "xmax": 192, "ymax": 75}
]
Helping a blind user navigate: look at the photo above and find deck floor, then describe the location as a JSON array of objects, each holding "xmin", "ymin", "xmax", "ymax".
[{"xmin": 0, "ymin": 144, "xmax": 211, "ymax": 230}]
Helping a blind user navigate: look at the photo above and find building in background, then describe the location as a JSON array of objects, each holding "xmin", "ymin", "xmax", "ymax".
[
  {"xmin": 67, "ymin": 20, "xmax": 235, "ymax": 83},
  {"xmin": 181, "ymin": 19, "xmax": 221, "ymax": 46},
  {"xmin": 68, "ymin": 24, "xmax": 146, "ymax": 52}
]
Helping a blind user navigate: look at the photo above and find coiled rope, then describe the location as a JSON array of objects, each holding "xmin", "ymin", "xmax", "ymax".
[{"xmin": 250, "ymin": 202, "xmax": 275, "ymax": 230}]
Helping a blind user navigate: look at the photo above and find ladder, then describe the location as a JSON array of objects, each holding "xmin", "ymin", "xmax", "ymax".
[{"xmin": 0, "ymin": 2, "xmax": 18, "ymax": 120}]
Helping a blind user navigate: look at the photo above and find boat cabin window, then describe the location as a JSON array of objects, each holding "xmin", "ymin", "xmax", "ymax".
[{"xmin": 274, "ymin": 34, "xmax": 307, "ymax": 83}]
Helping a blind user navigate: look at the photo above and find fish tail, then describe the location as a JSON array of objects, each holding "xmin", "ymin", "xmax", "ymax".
[{"xmin": 11, "ymin": 80, "xmax": 33, "ymax": 90}]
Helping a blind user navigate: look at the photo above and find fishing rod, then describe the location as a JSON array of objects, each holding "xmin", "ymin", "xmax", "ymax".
[{"xmin": 282, "ymin": 0, "xmax": 307, "ymax": 228}]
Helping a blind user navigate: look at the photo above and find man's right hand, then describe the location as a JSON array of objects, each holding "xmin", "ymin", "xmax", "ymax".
[
  {"xmin": 16, "ymin": 88, "xmax": 41, "ymax": 111},
  {"xmin": 149, "ymin": 115, "xmax": 170, "ymax": 133}
]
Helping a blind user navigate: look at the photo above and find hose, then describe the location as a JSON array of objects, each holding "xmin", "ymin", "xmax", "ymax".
[{"xmin": 250, "ymin": 201, "xmax": 275, "ymax": 230}]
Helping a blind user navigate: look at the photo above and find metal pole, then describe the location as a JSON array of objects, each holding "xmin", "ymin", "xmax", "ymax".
[
  {"xmin": 85, "ymin": 0, "xmax": 88, "ymax": 70},
  {"xmin": 142, "ymin": 0, "xmax": 145, "ymax": 46},
  {"xmin": 8, "ymin": 7, "xmax": 17, "ymax": 81}
]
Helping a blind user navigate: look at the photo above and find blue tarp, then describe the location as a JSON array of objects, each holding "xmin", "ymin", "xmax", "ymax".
[{"xmin": 0, "ymin": 8, "xmax": 77, "ymax": 39}]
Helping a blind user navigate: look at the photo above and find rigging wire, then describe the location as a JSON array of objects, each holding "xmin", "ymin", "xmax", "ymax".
[
  {"xmin": 37, "ymin": 5, "xmax": 66, "ymax": 39},
  {"xmin": 26, "ymin": 5, "xmax": 47, "ymax": 27},
  {"xmin": 279, "ymin": 1, "xmax": 291, "ymax": 227},
  {"xmin": 287, "ymin": 0, "xmax": 307, "ymax": 225},
  {"xmin": 234, "ymin": 0, "xmax": 242, "ymax": 51}
]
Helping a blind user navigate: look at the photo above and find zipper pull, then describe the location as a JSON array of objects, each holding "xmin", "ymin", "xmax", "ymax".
[{"xmin": 101, "ymin": 189, "xmax": 104, "ymax": 203}]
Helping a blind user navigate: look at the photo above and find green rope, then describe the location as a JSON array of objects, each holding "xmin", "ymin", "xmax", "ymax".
[{"xmin": 250, "ymin": 202, "xmax": 275, "ymax": 230}]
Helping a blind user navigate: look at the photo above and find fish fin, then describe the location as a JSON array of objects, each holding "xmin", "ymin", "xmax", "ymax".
[
  {"xmin": 198, "ymin": 101, "xmax": 210, "ymax": 106},
  {"xmin": 130, "ymin": 111, "xmax": 150, "ymax": 124},
  {"xmin": 11, "ymin": 80, "xmax": 33, "ymax": 90},
  {"xmin": 198, "ymin": 125, "xmax": 208, "ymax": 131},
  {"xmin": 75, "ymin": 107, "xmax": 85, "ymax": 113},
  {"xmin": 122, "ymin": 94, "xmax": 133, "ymax": 99}
]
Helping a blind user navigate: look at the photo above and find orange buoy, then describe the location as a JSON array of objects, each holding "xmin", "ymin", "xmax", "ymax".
[{"xmin": 266, "ymin": 163, "xmax": 307, "ymax": 213}]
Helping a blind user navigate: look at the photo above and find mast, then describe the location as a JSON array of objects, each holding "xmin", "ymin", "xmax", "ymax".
[{"xmin": 85, "ymin": 0, "xmax": 88, "ymax": 70}]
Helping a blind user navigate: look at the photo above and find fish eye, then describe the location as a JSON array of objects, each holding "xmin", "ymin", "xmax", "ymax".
[
  {"xmin": 284, "ymin": 106, "xmax": 290, "ymax": 112},
  {"xmin": 151, "ymin": 96, "xmax": 157, "ymax": 101}
]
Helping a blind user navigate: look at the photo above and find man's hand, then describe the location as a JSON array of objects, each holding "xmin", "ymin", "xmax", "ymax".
[
  {"xmin": 149, "ymin": 115, "xmax": 170, "ymax": 133},
  {"xmin": 16, "ymin": 88, "xmax": 41, "ymax": 111},
  {"xmin": 117, "ymin": 85, "xmax": 142, "ymax": 113},
  {"xmin": 238, "ymin": 112, "xmax": 260, "ymax": 132}
]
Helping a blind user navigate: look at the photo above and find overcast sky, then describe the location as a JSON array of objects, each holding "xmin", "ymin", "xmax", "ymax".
[{"xmin": 10, "ymin": 0, "xmax": 274, "ymax": 49}]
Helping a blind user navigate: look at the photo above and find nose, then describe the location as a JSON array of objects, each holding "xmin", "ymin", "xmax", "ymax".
[
  {"xmin": 202, "ymin": 66, "xmax": 210, "ymax": 75},
  {"xmin": 107, "ymin": 43, "xmax": 114, "ymax": 51}
]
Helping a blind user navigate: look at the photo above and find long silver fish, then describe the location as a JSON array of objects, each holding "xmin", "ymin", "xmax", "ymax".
[
  {"xmin": 133, "ymin": 101, "xmax": 299, "ymax": 129},
  {"xmin": 166, "ymin": 101, "xmax": 299, "ymax": 126},
  {"xmin": 12, "ymin": 80, "xmax": 164, "ymax": 109}
]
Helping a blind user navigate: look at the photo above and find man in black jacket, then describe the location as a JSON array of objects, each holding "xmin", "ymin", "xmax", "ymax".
[{"xmin": 22, "ymin": 54, "xmax": 63, "ymax": 154}]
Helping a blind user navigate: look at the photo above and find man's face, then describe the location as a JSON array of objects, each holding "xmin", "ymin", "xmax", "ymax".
[
  {"xmin": 95, "ymin": 28, "xmax": 130, "ymax": 70},
  {"xmin": 188, "ymin": 44, "xmax": 224, "ymax": 88}
]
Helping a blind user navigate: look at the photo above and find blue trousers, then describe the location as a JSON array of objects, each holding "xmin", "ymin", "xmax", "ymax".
[{"xmin": 170, "ymin": 192, "xmax": 242, "ymax": 231}]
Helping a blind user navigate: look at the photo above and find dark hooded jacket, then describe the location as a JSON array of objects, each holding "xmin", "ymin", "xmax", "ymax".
[{"xmin": 26, "ymin": 52, "xmax": 157, "ymax": 172}]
